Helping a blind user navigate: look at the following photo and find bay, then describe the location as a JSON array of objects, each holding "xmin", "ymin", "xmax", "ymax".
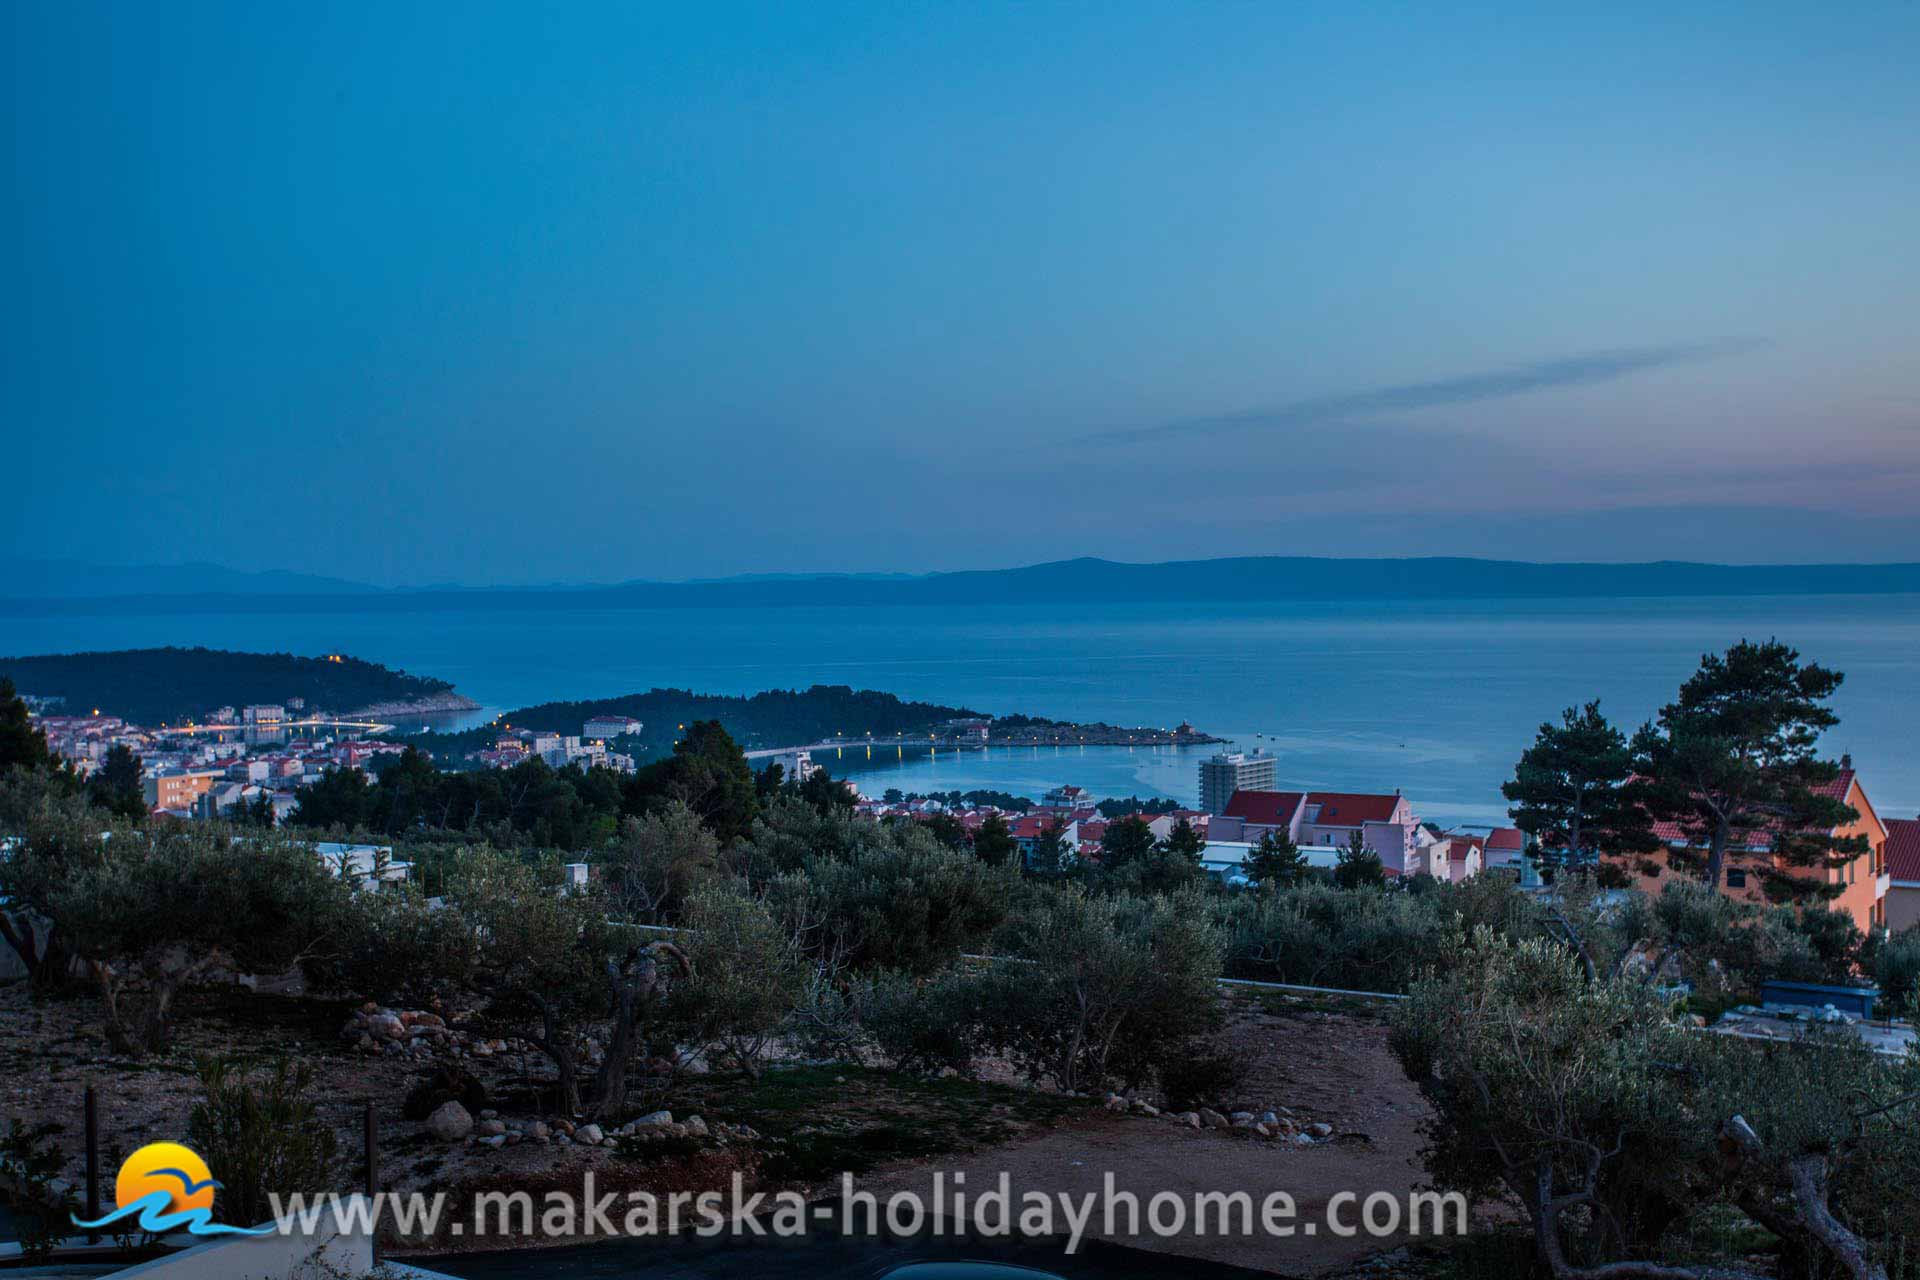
[{"xmin": 6, "ymin": 594, "xmax": 1918, "ymax": 829}]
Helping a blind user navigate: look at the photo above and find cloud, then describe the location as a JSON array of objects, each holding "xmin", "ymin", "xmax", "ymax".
[{"xmin": 1085, "ymin": 338, "xmax": 1769, "ymax": 445}]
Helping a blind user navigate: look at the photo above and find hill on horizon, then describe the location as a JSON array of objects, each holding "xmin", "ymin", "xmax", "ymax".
[{"xmin": 4, "ymin": 554, "xmax": 1920, "ymax": 613}]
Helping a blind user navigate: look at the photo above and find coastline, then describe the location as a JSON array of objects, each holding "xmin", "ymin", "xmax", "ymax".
[{"xmin": 349, "ymin": 691, "xmax": 483, "ymax": 718}]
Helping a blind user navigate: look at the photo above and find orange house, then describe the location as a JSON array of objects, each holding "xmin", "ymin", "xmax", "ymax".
[{"xmin": 1608, "ymin": 761, "xmax": 1889, "ymax": 934}]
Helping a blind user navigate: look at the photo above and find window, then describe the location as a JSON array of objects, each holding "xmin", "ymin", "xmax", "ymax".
[{"xmin": 1726, "ymin": 868, "xmax": 1747, "ymax": 889}]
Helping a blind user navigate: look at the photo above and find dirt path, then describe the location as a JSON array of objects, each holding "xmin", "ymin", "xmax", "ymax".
[{"xmin": 859, "ymin": 1004, "xmax": 1439, "ymax": 1277}]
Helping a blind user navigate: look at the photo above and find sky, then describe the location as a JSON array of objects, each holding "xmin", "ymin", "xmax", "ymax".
[{"xmin": 5, "ymin": 1, "xmax": 1919, "ymax": 586}]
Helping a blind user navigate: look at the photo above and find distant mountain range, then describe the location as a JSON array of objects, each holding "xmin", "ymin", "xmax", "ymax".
[
  {"xmin": 0, "ymin": 557, "xmax": 376, "ymax": 599},
  {"xmin": 4, "ymin": 555, "xmax": 1920, "ymax": 614}
]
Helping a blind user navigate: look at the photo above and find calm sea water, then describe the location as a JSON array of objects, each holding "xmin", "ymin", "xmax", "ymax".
[{"xmin": 8, "ymin": 596, "xmax": 1919, "ymax": 828}]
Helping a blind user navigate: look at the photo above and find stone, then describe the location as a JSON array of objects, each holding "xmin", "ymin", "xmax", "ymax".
[
  {"xmin": 1102, "ymin": 1094, "xmax": 1128, "ymax": 1113},
  {"xmin": 1198, "ymin": 1108, "xmax": 1229, "ymax": 1130},
  {"xmin": 368, "ymin": 1013, "xmax": 406, "ymax": 1040},
  {"xmin": 479, "ymin": 1109, "xmax": 499, "ymax": 1120},
  {"xmin": 528, "ymin": 1122, "xmax": 550, "ymax": 1140},
  {"xmin": 1131, "ymin": 1102, "xmax": 1160, "ymax": 1118},
  {"xmin": 1229, "ymin": 1111, "xmax": 1254, "ymax": 1125},
  {"xmin": 1254, "ymin": 1123, "xmax": 1273, "ymax": 1138},
  {"xmin": 634, "ymin": 1110, "xmax": 674, "ymax": 1127},
  {"xmin": 426, "ymin": 1101, "xmax": 473, "ymax": 1142},
  {"xmin": 477, "ymin": 1119, "xmax": 507, "ymax": 1137},
  {"xmin": 555, "ymin": 1134, "xmax": 571, "ymax": 1146},
  {"xmin": 1174, "ymin": 1111, "xmax": 1201, "ymax": 1129},
  {"xmin": 684, "ymin": 1116, "xmax": 709, "ymax": 1138},
  {"xmin": 1307, "ymin": 1122, "xmax": 1333, "ymax": 1138},
  {"xmin": 1258, "ymin": 1111, "xmax": 1279, "ymax": 1125},
  {"xmin": 1294, "ymin": 1132, "xmax": 1315, "ymax": 1146},
  {"xmin": 577, "ymin": 1124, "xmax": 605, "ymax": 1145},
  {"xmin": 477, "ymin": 1134, "xmax": 507, "ymax": 1149}
]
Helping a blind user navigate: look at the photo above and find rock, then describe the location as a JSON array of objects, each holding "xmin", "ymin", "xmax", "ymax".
[
  {"xmin": 1173, "ymin": 1111, "xmax": 1201, "ymax": 1129},
  {"xmin": 477, "ymin": 1119, "xmax": 507, "ymax": 1138},
  {"xmin": 402, "ymin": 1065, "xmax": 489, "ymax": 1122},
  {"xmin": 1258, "ymin": 1111, "xmax": 1279, "ymax": 1125},
  {"xmin": 577, "ymin": 1124, "xmax": 605, "ymax": 1145},
  {"xmin": 368, "ymin": 1013, "xmax": 406, "ymax": 1040},
  {"xmin": 554, "ymin": 1119, "xmax": 576, "ymax": 1136},
  {"xmin": 1102, "ymin": 1094, "xmax": 1128, "ymax": 1113},
  {"xmin": 555, "ymin": 1134, "xmax": 572, "ymax": 1146},
  {"xmin": 479, "ymin": 1109, "xmax": 499, "ymax": 1120},
  {"xmin": 1307, "ymin": 1122, "xmax": 1334, "ymax": 1138},
  {"xmin": 355, "ymin": 1034, "xmax": 376, "ymax": 1053},
  {"xmin": 1229, "ymin": 1111, "xmax": 1254, "ymax": 1125},
  {"xmin": 1198, "ymin": 1108, "xmax": 1229, "ymax": 1130},
  {"xmin": 634, "ymin": 1110, "xmax": 674, "ymax": 1127},
  {"xmin": 477, "ymin": 1134, "xmax": 506, "ymax": 1149},
  {"xmin": 684, "ymin": 1116, "xmax": 709, "ymax": 1138},
  {"xmin": 1254, "ymin": 1123, "xmax": 1273, "ymax": 1138},
  {"xmin": 426, "ymin": 1101, "xmax": 474, "ymax": 1142},
  {"xmin": 1294, "ymin": 1132, "xmax": 1315, "ymax": 1146},
  {"xmin": 528, "ymin": 1122, "xmax": 550, "ymax": 1140},
  {"xmin": 1131, "ymin": 1102, "xmax": 1160, "ymax": 1118}
]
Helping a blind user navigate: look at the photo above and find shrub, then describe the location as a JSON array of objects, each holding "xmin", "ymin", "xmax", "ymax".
[
  {"xmin": 188, "ymin": 1056, "xmax": 338, "ymax": 1229},
  {"xmin": 980, "ymin": 887, "xmax": 1222, "ymax": 1093},
  {"xmin": 672, "ymin": 887, "xmax": 807, "ymax": 1075},
  {"xmin": 1220, "ymin": 881, "xmax": 1473, "ymax": 992},
  {"xmin": 1393, "ymin": 928, "xmax": 1920, "ymax": 1280},
  {"xmin": 765, "ymin": 825, "xmax": 1014, "ymax": 974},
  {"xmin": 597, "ymin": 802, "xmax": 722, "ymax": 924},
  {"xmin": 50, "ymin": 826, "xmax": 357, "ymax": 1055},
  {"xmin": 856, "ymin": 968, "xmax": 987, "ymax": 1077},
  {"xmin": 1874, "ymin": 926, "xmax": 1920, "ymax": 1011}
]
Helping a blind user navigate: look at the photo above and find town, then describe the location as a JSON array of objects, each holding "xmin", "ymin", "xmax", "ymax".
[{"xmin": 20, "ymin": 691, "xmax": 1916, "ymax": 944}]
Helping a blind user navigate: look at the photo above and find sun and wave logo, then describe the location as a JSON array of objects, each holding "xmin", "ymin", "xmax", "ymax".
[{"xmin": 70, "ymin": 1141, "xmax": 272, "ymax": 1237}]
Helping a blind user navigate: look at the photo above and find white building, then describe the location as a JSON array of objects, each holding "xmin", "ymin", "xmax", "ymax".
[{"xmin": 1198, "ymin": 751, "xmax": 1277, "ymax": 814}]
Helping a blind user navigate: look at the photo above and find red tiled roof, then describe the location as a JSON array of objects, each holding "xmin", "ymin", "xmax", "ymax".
[
  {"xmin": 1224, "ymin": 790, "xmax": 1306, "ymax": 826},
  {"xmin": 1306, "ymin": 792, "xmax": 1404, "ymax": 826},
  {"xmin": 1486, "ymin": 827, "xmax": 1525, "ymax": 851},
  {"xmin": 1649, "ymin": 769, "xmax": 1857, "ymax": 850},
  {"xmin": 1886, "ymin": 818, "xmax": 1920, "ymax": 882}
]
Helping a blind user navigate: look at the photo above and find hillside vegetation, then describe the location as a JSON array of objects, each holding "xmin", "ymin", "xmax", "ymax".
[{"xmin": 0, "ymin": 647, "xmax": 460, "ymax": 724}]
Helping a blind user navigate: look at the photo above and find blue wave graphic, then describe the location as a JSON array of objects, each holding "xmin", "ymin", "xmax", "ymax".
[
  {"xmin": 151, "ymin": 1167, "xmax": 222, "ymax": 1197},
  {"xmin": 72, "ymin": 1189, "xmax": 273, "ymax": 1237}
]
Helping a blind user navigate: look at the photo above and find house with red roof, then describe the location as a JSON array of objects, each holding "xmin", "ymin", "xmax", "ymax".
[
  {"xmin": 1218, "ymin": 790, "xmax": 1307, "ymax": 843},
  {"xmin": 1608, "ymin": 761, "xmax": 1890, "ymax": 934},
  {"xmin": 1882, "ymin": 818, "xmax": 1920, "ymax": 933},
  {"xmin": 1482, "ymin": 826, "xmax": 1527, "ymax": 871},
  {"xmin": 1300, "ymin": 790, "xmax": 1421, "ymax": 874},
  {"xmin": 1009, "ymin": 813, "xmax": 1079, "ymax": 865}
]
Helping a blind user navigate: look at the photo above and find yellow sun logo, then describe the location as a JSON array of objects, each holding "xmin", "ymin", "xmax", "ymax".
[{"xmin": 115, "ymin": 1142, "xmax": 219, "ymax": 1216}]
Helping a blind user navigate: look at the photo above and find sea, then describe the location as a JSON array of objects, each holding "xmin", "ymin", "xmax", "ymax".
[{"xmin": 7, "ymin": 594, "xmax": 1919, "ymax": 831}]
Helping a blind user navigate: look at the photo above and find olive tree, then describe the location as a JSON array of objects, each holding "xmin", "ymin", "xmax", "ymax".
[
  {"xmin": 451, "ymin": 850, "xmax": 687, "ymax": 1119},
  {"xmin": 980, "ymin": 886, "xmax": 1222, "ymax": 1094},
  {"xmin": 1392, "ymin": 928, "xmax": 1912, "ymax": 1280},
  {"xmin": 51, "ymin": 826, "xmax": 355, "ymax": 1055}
]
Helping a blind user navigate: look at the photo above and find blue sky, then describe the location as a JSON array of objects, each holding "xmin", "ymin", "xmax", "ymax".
[{"xmin": 5, "ymin": 2, "xmax": 1918, "ymax": 585}]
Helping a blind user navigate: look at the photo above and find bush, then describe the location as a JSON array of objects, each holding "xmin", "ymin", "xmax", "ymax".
[
  {"xmin": 1875, "ymin": 926, "xmax": 1920, "ymax": 1012},
  {"xmin": 1393, "ymin": 928, "xmax": 1920, "ymax": 1280},
  {"xmin": 979, "ymin": 887, "xmax": 1222, "ymax": 1093},
  {"xmin": 765, "ymin": 825, "xmax": 1014, "ymax": 974},
  {"xmin": 188, "ymin": 1056, "xmax": 338, "ymax": 1229},
  {"xmin": 855, "ymin": 969, "xmax": 987, "ymax": 1076},
  {"xmin": 1220, "ymin": 881, "xmax": 1475, "ymax": 992},
  {"xmin": 672, "ymin": 887, "xmax": 807, "ymax": 1075}
]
